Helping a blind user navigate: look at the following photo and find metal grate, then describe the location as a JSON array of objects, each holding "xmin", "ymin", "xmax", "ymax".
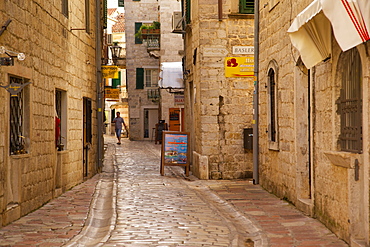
[
  {"xmin": 9, "ymin": 76, "xmax": 25, "ymax": 155},
  {"xmin": 338, "ymin": 48, "xmax": 362, "ymax": 153}
]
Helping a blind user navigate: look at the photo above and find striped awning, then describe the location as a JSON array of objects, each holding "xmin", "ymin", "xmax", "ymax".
[{"xmin": 288, "ymin": 0, "xmax": 370, "ymax": 68}]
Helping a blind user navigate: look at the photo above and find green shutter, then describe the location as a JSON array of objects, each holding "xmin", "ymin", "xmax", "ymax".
[
  {"xmin": 185, "ymin": 0, "xmax": 191, "ymax": 24},
  {"xmin": 136, "ymin": 68, "xmax": 144, "ymax": 89},
  {"xmin": 135, "ymin": 22, "xmax": 143, "ymax": 44},
  {"xmin": 240, "ymin": 0, "xmax": 254, "ymax": 14},
  {"xmin": 112, "ymin": 71, "xmax": 121, "ymax": 88}
]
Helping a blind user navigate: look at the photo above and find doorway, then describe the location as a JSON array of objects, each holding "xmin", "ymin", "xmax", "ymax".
[
  {"xmin": 169, "ymin": 108, "xmax": 184, "ymax": 131},
  {"xmin": 144, "ymin": 108, "xmax": 158, "ymax": 139}
]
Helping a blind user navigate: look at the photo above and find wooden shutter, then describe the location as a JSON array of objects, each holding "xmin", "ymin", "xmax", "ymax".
[
  {"xmin": 135, "ymin": 22, "xmax": 143, "ymax": 44},
  {"xmin": 239, "ymin": 0, "xmax": 254, "ymax": 14},
  {"xmin": 112, "ymin": 71, "xmax": 121, "ymax": 88},
  {"xmin": 136, "ymin": 68, "xmax": 144, "ymax": 89}
]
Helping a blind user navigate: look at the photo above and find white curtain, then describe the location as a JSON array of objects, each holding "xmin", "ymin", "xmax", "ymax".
[{"xmin": 158, "ymin": 62, "xmax": 184, "ymax": 88}]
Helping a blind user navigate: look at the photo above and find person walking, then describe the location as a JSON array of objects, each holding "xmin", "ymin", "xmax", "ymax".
[{"xmin": 113, "ymin": 112, "xmax": 128, "ymax": 145}]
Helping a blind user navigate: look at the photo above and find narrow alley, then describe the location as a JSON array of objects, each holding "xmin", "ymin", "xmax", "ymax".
[{"xmin": 0, "ymin": 136, "xmax": 348, "ymax": 246}]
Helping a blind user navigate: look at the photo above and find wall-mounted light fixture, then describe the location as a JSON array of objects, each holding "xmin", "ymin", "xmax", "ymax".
[
  {"xmin": 109, "ymin": 43, "xmax": 122, "ymax": 65},
  {"xmin": 0, "ymin": 46, "xmax": 25, "ymax": 66}
]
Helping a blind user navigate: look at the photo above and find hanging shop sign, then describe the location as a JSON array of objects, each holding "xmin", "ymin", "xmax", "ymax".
[
  {"xmin": 0, "ymin": 81, "xmax": 32, "ymax": 96},
  {"xmin": 105, "ymin": 88, "xmax": 120, "ymax": 100},
  {"xmin": 225, "ymin": 57, "xmax": 254, "ymax": 78},
  {"xmin": 102, "ymin": 65, "xmax": 119, "ymax": 79}
]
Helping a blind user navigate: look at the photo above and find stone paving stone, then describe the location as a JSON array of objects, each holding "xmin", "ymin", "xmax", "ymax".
[{"xmin": 0, "ymin": 137, "xmax": 350, "ymax": 246}]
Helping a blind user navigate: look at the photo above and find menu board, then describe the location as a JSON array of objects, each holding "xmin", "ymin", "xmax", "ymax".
[{"xmin": 161, "ymin": 131, "xmax": 190, "ymax": 176}]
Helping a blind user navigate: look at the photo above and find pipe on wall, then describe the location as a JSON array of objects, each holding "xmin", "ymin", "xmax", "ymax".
[
  {"xmin": 95, "ymin": 0, "xmax": 103, "ymax": 171},
  {"xmin": 253, "ymin": 0, "xmax": 260, "ymax": 184},
  {"xmin": 218, "ymin": 0, "xmax": 222, "ymax": 21}
]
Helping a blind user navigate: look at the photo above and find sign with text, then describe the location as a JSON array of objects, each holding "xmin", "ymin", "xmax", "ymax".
[
  {"xmin": 102, "ymin": 66, "xmax": 119, "ymax": 79},
  {"xmin": 232, "ymin": 46, "xmax": 254, "ymax": 55},
  {"xmin": 174, "ymin": 94, "xmax": 184, "ymax": 104},
  {"xmin": 225, "ymin": 57, "xmax": 254, "ymax": 78},
  {"xmin": 105, "ymin": 88, "xmax": 120, "ymax": 99}
]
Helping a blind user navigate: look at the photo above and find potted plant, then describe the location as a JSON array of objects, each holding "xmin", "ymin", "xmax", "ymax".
[{"xmin": 135, "ymin": 21, "xmax": 161, "ymax": 39}]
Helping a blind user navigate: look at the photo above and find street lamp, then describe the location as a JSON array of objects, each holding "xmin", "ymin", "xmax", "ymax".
[{"xmin": 110, "ymin": 43, "xmax": 122, "ymax": 65}]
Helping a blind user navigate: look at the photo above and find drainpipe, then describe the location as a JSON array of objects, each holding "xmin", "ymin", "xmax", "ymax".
[
  {"xmin": 253, "ymin": 0, "xmax": 260, "ymax": 185},
  {"xmin": 218, "ymin": 0, "xmax": 222, "ymax": 21},
  {"xmin": 95, "ymin": 0, "xmax": 103, "ymax": 171}
]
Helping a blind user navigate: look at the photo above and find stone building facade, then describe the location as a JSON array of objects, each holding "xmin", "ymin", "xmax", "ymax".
[
  {"xmin": 0, "ymin": 0, "xmax": 103, "ymax": 226},
  {"xmin": 182, "ymin": 0, "xmax": 255, "ymax": 179},
  {"xmin": 125, "ymin": 0, "xmax": 183, "ymax": 141},
  {"xmin": 258, "ymin": 0, "xmax": 369, "ymax": 245}
]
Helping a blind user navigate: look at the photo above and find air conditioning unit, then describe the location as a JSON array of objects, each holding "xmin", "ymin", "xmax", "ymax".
[
  {"xmin": 172, "ymin": 12, "xmax": 183, "ymax": 33},
  {"xmin": 107, "ymin": 34, "xmax": 113, "ymax": 45}
]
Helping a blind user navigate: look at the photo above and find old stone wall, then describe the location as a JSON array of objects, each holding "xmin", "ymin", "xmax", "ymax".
[
  {"xmin": 0, "ymin": 0, "xmax": 99, "ymax": 226},
  {"xmin": 125, "ymin": 0, "xmax": 160, "ymax": 140},
  {"xmin": 258, "ymin": 0, "xmax": 370, "ymax": 244},
  {"xmin": 184, "ymin": 0, "xmax": 254, "ymax": 179}
]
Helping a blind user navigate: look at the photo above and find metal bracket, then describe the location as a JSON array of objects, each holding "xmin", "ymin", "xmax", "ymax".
[{"xmin": 0, "ymin": 19, "xmax": 12, "ymax": 37}]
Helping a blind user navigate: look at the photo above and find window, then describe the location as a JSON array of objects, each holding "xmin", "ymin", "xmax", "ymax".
[
  {"xmin": 337, "ymin": 48, "xmax": 362, "ymax": 153},
  {"xmin": 267, "ymin": 60, "xmax": 279, "ymax": 150},
  {"xmin": 85, "ymin": 0, "xmax": 90, "ymax": 33},
  {"xmin": 62, "ymin": 0, "xmax": 69, "ymax": 18},
  {"xmin": 83, "ymin": 97, "xmax": 92, "ymax": 144},
  {"xmin": 135, "ymin": 22, "xmax": 143, "ymax": 44},
  {"xmin": 240, "ymin": 0, "xmax": 254, "ymax": 14},
  {"xmin": 118, "ymin": 0, "xmax": 124, "ymax": 7},
  {"xmin": 55, "ymin": 89, "xmax": 67, "ymax": 150},
  {"xmin": 136, "ymin": 68, "xmax": 158, "ymax": 89},
  {"xmin": 145, "ymin": 69, "xmax": 159, "ymax": 88},
  {"xmin": 268, "ymin": 68, "xmax": 277, "ymax": 142},
  {"xmin": 10, "ymin": 76, "xmax": 29, "ymax": 155}
]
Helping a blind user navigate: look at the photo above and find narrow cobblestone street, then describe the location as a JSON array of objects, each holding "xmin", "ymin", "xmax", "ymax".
[{"xmin": 0, "ymin": 136, "xmax": 348, "ymax": 246}]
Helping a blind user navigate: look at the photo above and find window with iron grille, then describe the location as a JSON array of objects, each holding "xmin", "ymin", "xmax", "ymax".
[
  {"xmin": 62, "ymin": 0, "xmax": 69, "ymax": 18},
  {"xmin": 145, "ymin": 69, "xmax": 159, "ymax": 88},
  {"xmin": 337, "ymin": 48, "xmax": 362, "ymax": 153},
  {"xmin": 118, "ymin": 0, "xmax": 124, "ymax": 7},
  {"xmin": 268, "ymin": 68, "xmax": 277, "ymax": 142},
  {"xmin": 240, "ymin": 0, "xmax": 254, "ymax": 14},
  {"xmin": 9, "ymin": 76, "xmax": 28, "ymax": 155},
  {"xmin": 55, "ymin": 89, "xmax": 67, "ymax": 149}
]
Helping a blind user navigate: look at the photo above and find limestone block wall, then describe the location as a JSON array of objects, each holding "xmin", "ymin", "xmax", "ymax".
[
  {"xmin": 125, "ymin": 0, "xmax": 160, "ymax": 140},
  {"xmin": 0, "ymin": 0, "xmax": 100, "ymax": 226},
  {"xmin": 258, "ymin": 0, "xmax": 370, "ymax": 244},
  {"xmin": 184, "ymin": 0, "xmax": 254, "ymax": 179}
]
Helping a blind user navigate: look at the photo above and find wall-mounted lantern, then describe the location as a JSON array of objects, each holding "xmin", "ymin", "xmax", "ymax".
[{"xmin": 109, "ymin": 43, "xmax": 122, "ymax": 65}]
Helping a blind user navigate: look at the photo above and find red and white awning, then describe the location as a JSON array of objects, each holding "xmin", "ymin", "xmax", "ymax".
[{"xmin": 288, "ymin": 0, "xmax": 370, "ymax": 68}]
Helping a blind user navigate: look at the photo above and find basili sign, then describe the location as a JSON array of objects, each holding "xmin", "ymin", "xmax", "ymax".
[{"xmin": 232, "ymin": 46, "xmax": 254, "ymax": 55}]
